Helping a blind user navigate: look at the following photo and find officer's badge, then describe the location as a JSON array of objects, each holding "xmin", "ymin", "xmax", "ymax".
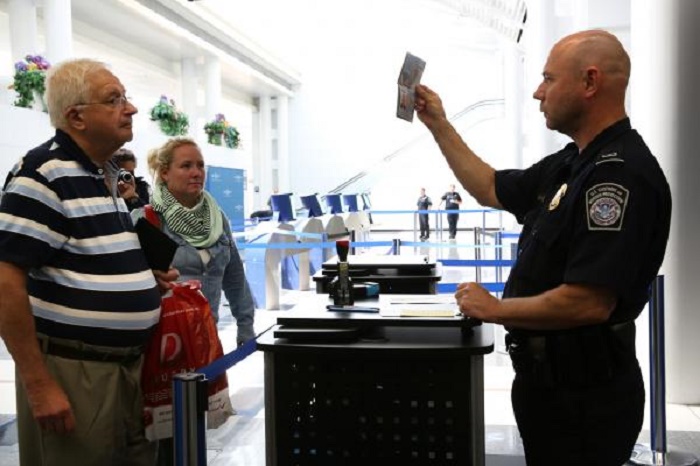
[
  {"xmin": 548, "ymin": 183, "xmax": 568, "ymax": 211},
  {"xmin": 586, "ymin": 183, "xmax": 629, "ymax": 230}
]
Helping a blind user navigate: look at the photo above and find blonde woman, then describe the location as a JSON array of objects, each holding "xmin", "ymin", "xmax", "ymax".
[{"xmin": 134, "ymin": 137, "xmax": 255, "ymax": 346}]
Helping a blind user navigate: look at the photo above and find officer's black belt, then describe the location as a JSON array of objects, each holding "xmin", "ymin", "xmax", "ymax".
[
  {"xmin": 507, "ymin": 320, "xmax": 635, "ymax": 356},
  {"xmin": 38, "ymin": 336, "xmax": 143, "ymax": 364}
]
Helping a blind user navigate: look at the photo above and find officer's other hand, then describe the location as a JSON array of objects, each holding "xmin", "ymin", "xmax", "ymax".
[
  {"xmin": 26, "ymin": 376, "xmax": 76, "ymax": 434},
  {"xmin": 454, "ymin": 281, "xmax": 500, "ymax": 322},
  {"xmin": 415, "ymin": 84, "xmax": 448, "ymax": 129}
]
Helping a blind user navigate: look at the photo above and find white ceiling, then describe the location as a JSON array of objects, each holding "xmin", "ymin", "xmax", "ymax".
[
  {"xmin": 2, "ymin": 0, "xmax": 506, "ymax": 98},
  {"xmin": 66, "ymin": 0, "xmax": 302, "ymax": 97}
]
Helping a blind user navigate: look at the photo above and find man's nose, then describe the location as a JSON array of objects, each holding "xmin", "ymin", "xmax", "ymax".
[
  {"xmin": 533, "ymin": 85, "xmax": 544, "ymax": 100},
  {"xmin": 125, "ymin": 101, "xmax": 138, "ymax": 115}
]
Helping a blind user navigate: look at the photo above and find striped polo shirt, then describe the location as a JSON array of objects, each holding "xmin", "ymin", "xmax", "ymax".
[{"xmin": 0, "ymin": 130, "xmax": 161, "ymax": 347}]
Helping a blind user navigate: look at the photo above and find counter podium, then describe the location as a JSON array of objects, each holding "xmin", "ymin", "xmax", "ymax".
[{"xmin": 257, "ymin": 294, "xmax": 494, "ymax": 466}]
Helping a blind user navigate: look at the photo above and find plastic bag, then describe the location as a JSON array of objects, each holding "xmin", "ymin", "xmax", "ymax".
[{"xmin": 141, "ymin": 280, "xmax": 234, "ymax": 441}]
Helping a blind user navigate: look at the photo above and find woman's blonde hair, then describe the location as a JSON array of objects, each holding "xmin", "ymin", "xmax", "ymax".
[{"xmin": 147, "ymin": 137, "xmax": 200, "ymax": 185}]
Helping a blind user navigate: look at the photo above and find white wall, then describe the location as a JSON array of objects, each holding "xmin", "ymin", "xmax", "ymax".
[
  {"xmin": 0, "ymin": 9, "xmax": 255, "ymax": 211},
  {"xmin": 0, "ymin": 105, "xmax": 249, "ymax": 188},
  {"xmin": 212, "ymin": 0, "xmax": 510, "ymax": 210}
]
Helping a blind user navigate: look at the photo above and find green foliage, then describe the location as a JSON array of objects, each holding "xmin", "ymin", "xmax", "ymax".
[
  {"xmin": 149, "ymin": 96, "xmax": 189, "ymax": 136},
  {"xmin": 204, "ymin": 113, "xmax": 240, "ymax": 149},
  {"xmin": 223, "ymin": 126, "xmax": 240, "ymax": 149},
  {"xmin": 11, "ymin": 55, "xmax": 50, "ymax": 111}
]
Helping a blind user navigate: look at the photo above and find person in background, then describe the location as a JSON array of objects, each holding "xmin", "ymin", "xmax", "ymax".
[
  {"xmin": 415, "ymin": 29, "xmax": 671, "ymax": 465},
  {"xmin": 440, "ymin": 183, "xmax": 462, "ymax": 239},
  {"xmin": 112, "ymin": 147, "xmax": 151, "ymax": 211},
  {"xmin": 136, "ymin": 137, "xmax": 256, "ymax": 346},
  {"xmin": 416, "ymin": 187, "xmax": 432, "ymax": 241},
  {"xmin": 0, "ymin": 58, "xmax": 176, "ymax": 466}
]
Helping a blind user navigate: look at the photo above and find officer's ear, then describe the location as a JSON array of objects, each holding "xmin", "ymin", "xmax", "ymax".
[{"xmin": 582, "ymin": 66, "xmax": 601, "ymax": 97}]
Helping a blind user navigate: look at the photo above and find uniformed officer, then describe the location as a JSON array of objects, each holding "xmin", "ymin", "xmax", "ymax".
[
  {"xmin": 416, "ymin": 187, "xmax": 433, "ymax": 240},
  {"xmin": 440, "ymin": 183, "xmax": 462, "ymax": 239},
  {"xmin": 415, "ymin": 29, "xmax": 671, "ymax": 466}
]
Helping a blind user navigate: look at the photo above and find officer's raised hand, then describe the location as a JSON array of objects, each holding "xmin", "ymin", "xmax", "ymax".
[
  {"xmin": 454, "ymin": 281, "xmax": 500, "ymax": 322},
  {"xmin": 415, "ymin": 84, "xmax": 448, "ymax": 130}
]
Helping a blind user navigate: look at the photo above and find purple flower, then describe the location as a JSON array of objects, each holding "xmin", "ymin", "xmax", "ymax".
[
  {"xmin": 14, "ymin": 61, "xmax": 28, "ymax": 72},
  {"xmin": 215, "ymin": 113, "xmax": 225, "ymax": 122},
  {"xmin": 160, "ymin": 95, "xmax": 169, "ymax": 103}
]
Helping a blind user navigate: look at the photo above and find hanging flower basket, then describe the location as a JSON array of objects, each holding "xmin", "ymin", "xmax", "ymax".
[
  {"xmin": 204, "ymin": 113, "xmax": 240, "ymax": 149},
  {"xmin": 149, "ymin": 95, "xmax": 189, "ymax": 136},
  {"xmin": 9, "ymin": 55, "xmax": 50, "ymax": 111}
]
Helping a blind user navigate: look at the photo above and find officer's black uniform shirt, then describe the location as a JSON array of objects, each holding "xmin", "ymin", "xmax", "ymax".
[{"xmin": 494, "ymin": 118, "xmax": 671, "ymax": 334}]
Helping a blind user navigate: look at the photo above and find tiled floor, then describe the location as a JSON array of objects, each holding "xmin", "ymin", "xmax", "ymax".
[{"xmin": 2, "ymin": 232, "xmax": 700, "ymax": 465}]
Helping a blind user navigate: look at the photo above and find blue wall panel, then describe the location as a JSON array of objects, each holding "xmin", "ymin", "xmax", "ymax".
[{"xmin": 206, "ymin": 166, "xmax": 245, "ymax": 233}]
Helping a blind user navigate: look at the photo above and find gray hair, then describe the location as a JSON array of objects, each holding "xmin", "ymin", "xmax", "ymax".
[{"xmin": 45, "ymin": 59, "xmax": 109, "ymax": 129}]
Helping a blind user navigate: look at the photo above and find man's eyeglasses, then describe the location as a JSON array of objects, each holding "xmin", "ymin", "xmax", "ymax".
[{"xmin": 77, "ymin": 95, "xmax": 132, "ymax": 108}]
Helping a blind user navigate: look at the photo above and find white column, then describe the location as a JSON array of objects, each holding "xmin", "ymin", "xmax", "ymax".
[
  {"xmin": 44, "ymin": 0, "xmax": 72, "ymax": 64},
  {"xmin": 276, "ymin": 95, "xmax": 290, "ymax": 193},
  {"xmin": 503, "ymin": 43, "xmax": 524, "ymax": 169},
  {"xmin": 633, "ymin": 0, "xmax": 700, "ymax": 404},
  {"xmin": 204, "ymin": 56, "xmax": 221, "ymax": 120},
  {"xmin": 8, "ymin": 0, "xmax": 38, "ymax": 61},
  {"xmin": 181, "ymin": 57, "xmax": 198, "ymax": 126},
  {"xmin": 522, "ymin": 0, "xmax": 558, "ymax": 167},
  {"xmin": 254, "ymin": 96, "xmax": 273, "ymax": 209}
]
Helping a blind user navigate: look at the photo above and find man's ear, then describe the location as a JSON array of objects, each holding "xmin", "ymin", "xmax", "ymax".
[
  {"xmin": 64, "ymin": 106, "xmax": 87, "ymax": 130},
  {"xmin": 583, "ymin": 66, "xmax": 601, "ymax": 97}
]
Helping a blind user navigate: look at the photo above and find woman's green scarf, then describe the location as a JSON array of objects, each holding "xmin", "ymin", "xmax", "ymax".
[{"xmin": 151, "ymin": 182, "xmax": 223, "ymax": 248}]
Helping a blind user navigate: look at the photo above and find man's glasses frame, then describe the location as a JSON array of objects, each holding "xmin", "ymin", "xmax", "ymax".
[{"xmin": 76, "ymin": 95, "xmax": 132, "ymax": 108}]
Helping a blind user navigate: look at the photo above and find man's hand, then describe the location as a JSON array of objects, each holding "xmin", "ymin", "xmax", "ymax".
[
  {"xmin": 454, "ymin": 282, "xmax": 501, "ymax": 323},
  {"xmin": 25, "ymin": 377, "xmax": 76, "ymax": 434},
  {"xmin": 414, "ymin": 84, "xmax": 448, "ymax": 130},
  {"xmin": 0, "ymin": 262, "xmax": 76, "ymax": 434},
  {"xmin": 153, "ymin": 267, "xmax": 179, "ymax": 294}
]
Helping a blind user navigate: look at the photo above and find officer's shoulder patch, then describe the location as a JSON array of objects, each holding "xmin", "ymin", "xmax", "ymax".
[{"xmin": 586, "ymin": 183, "xmax": 629, "ymax": 231}]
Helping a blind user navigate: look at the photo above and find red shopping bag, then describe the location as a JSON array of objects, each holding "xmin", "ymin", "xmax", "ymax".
[{"xmin": 141, "ymin": 280, "xmax": 234, "ymax": 440}]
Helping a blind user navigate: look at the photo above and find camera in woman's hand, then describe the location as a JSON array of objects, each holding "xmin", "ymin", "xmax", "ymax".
[{"xmin": 118, "ymin": 169, "xmax": 134, "ymax": 184}]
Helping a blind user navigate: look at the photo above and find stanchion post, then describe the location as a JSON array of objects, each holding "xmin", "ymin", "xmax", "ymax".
[
  {"xmin": 650, "ymin": 275, "xmax": 667, "ymax": 455},
  {"xmin": 630, "ymin": 275, "xmax": 699, "ymax": 466},
  {"xmin": 413, "ymin": 211, "xmax": 418, "ymax": 243},
  {"xmin": 349, "ymin": 230, "xmax": 356, "ymax": 256},
  {"xmin": 392, "ymin": 238, "xmax": 401, "ymax": 255},
  {"xmin": 173, "ymin": 373, "xmax": 208, "ymax": 466},
  {"xmin": 473, "ymin": 227, "xmax": 482, "ymax": 283},
  {"xmin": 495, "ymin": 231, "xmax": 502, "ymax": 284}
]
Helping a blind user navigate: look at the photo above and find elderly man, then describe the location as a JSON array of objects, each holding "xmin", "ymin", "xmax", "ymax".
[
  {"xmin": 0, "ymin": 59, "xmax": 176, "ymax": 465},
  {"xmin": 416, "ymin": 30, "xmax": 671, "ymax": 465}
]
